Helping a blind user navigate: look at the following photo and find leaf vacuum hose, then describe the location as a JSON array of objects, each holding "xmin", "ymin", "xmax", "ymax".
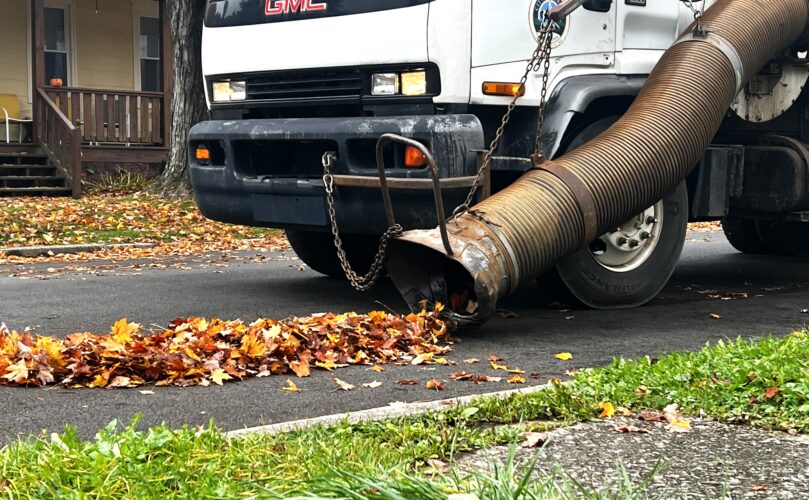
[{"xmin": 386, "ymin": 0, "xmax": 809, "ymax": 324}]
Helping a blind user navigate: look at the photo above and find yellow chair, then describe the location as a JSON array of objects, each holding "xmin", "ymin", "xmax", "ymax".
[{"xmin": 0, "ymin": 94, "xmax": 33, "ymax": 143}]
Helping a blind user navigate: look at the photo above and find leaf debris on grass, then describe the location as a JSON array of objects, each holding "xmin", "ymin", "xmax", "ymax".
[
  {"xmin": 0, "ymin": 194, "xmax": 288, "ymax": 264},
  {"xmin": 0, "ymin": 308, "xmax": 448, "ymax": 389}
]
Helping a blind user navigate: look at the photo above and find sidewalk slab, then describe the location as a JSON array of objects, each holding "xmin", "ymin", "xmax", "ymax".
[{"xmin": 457, "ymin": 417, "xmax": 809, "ymax": 498}]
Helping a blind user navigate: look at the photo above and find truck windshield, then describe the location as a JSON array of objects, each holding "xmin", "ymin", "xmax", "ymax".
[{"xmin": 205, "ymin": 0, "xmax": 433, "ymax": 28}]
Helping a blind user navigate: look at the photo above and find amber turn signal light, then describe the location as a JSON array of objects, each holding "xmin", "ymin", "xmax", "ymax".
[
  {"xmin": 482, "ymin": 82, "xmax": 525, "ymax": 97},
  {"xmin": 404, "ymin": 145, "xmax": 429, "ymax": 168},
  {"xmin": 195, "ymin": 144, "xmax": 210, "ymax": 164}
]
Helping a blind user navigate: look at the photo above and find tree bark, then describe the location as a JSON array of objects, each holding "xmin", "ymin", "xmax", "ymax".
[{"xmin": 153, "ymin": 0, "xmax": 207, "ymax": 197}]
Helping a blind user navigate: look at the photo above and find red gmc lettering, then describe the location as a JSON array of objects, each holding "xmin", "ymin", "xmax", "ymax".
[{"xmin": 265, "ymin": 0, "xmax": 328, "ymax": 16}]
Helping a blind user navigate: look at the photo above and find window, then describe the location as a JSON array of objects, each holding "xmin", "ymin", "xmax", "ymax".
[
  {"xmin": 44, "ymin": 7, "xmax": 70, "ymax": 86},
  {"xmin": 139, "ymin": 17, "xmax": 161, "ymax": 92}
]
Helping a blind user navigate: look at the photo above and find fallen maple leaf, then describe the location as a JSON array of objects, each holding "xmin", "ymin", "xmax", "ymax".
[
  {"xmin": 490, "ymin": 362, "xmax": 508, "ymax": 371},
  {"xmin": 411, "ymin": 352, "xmax": 434, "ymax": 365},
  {"xmin": 599, "ymin": 402, "xmax": 616, "ymax": 418},
  {"xmin": 709, "ymin": 313, "xmax": 722, "ymax": 319},
  {"xmin": 363, "ymin": 381, "xmax": 382, "ymax": 389},
  {"xmin": 2, "ymin": 360, "xmax": 28, "ymax": 384},
  {"xmin": 764, "ymin": 386, "xmax": 780, "ymax": 399},
  {"xmin": 334, "ymin": 378, "xmax": 355, "ymax": 391},
  {"xmin": 487, "ymin": 355, "xmax": 503, "ymax": 362},
  {"xmin": 520, "ymin": 432, "xmax": 548, "ymax": 448},
  {"xmin": 425, "ymin": 379, "xmax": 445, "ymax": 391},
  {"xmin": 396, "ymin": 379, "xmax": 418, "ymax": 386},
  {"xmin": 282, "ymin": 379, "xmax": 300, "ymax": 393},
  {"xmin": 464, "ymin": 358, "xmax": 480, "ymax": 364},
  {"xmin": 367, "ymin": 365, "xmax": 384, "ymax": 372},
  {"xmin": 555, "ymin": 352, "xmax": 573, "ymax": 361},
  {"xmin": 507, "ymin": 374, "xmax": 526, "ymax": 384},
  {"xmin": 210, "ymin": 369, "xmax": 233, "ymax": 386}
]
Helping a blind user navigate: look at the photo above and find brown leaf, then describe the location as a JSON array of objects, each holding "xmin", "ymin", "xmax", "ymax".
[
  {"xmin": 334, "ymin": 378, "xmax": 355, "ymax": 391},
  {"xmin": 747, "ymin": 372, "xmax": 757, "ymax": 382},
  {"xmin": 751, "ymin": 485, "xmax": 768, "ymax": 492},
  {"xmin": 464, "ymin": 358, "xmax": 480, "ymax": 364},
  {"xmin": 487, "ymin": 355, "xmax": 503, "ymax": 362},
  {"xmin": 496, "ymin": 310, "xmax": 519, "ymax": 319},
  {"xmin": 520, "ymin": 432, "xmax": 549, "ymax": 448},
  {"xmin": 425, "ymin": 379, "xmax": 445, "ymax": 391},
  {"xmin": 396, "ymin": 379, "xmax": 418, "ymax": 386},
  {"xmin": 615, "ymin": 425, "xmax": 651, "ymax": 434}
]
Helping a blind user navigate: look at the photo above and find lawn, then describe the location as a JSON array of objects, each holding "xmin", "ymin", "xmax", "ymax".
[
  {"xmin": 0, "ymin": 193, "xmax": 287, "ymax": 258},
  {"xmin": 1, "ymin": 331, "xmax": 806, "ymax": 498}
]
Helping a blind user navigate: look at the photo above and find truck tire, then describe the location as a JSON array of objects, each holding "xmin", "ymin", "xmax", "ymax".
[
  {"xmin": 285, "ymin": 229, "xmax": 378, "ymax": 279},
  {"xmin": 755, "ymin": 221, "xmax": 809, "ymax": 258},
  {"xmin": 537, "ymin": 115, "xmax": 688, "ymax": 309},
  {"xmin": 721, "ymin": 217, "xmax": 769, "ymax": 254}
]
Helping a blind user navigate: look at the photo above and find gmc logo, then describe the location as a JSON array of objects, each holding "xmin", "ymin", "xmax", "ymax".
[{"xmin": 265, "ymin": 0, "xmax": 328, "ymax": 16}]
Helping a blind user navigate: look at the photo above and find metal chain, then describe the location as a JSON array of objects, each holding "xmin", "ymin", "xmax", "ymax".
[
  {"xmin": 451, "ymin": 23, "xmax": 555, "ymax": 220},
  {"xmin": 322, "ymin": 152, "xmax": 403, "ymax": 292},
  {"xmin": 684, "ymin": 0, "xmax": 706, "ymax": 34}
]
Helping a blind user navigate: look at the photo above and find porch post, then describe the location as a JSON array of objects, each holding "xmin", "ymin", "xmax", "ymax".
[
  {"xmin": 160, "ymin": 0, "xmax": 173, "ymax": 148},
  {"xmin": 31, "ymin": 0, "xmax": 45, "ymax": 143}
]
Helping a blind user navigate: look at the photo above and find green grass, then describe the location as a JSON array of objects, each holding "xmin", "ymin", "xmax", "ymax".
[{"xmin": 1, "ymin": 332, "xmax": 806, "ymax": 498}]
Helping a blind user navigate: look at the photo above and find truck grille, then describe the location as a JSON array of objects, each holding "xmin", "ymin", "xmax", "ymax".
[{"xmin": 246, "ymin": 69, "xmax": 364, "ymax": 102}]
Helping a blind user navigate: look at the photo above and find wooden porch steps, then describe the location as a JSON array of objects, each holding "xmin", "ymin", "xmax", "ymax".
[{"xmin": 0, "ymin": 146, "xmax": 71, "ymax": 197}]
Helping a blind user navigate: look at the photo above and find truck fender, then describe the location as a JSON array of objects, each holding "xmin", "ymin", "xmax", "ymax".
[{"xmin": 542, "ymin": 74, "xmax": 646, "ymax": 158}]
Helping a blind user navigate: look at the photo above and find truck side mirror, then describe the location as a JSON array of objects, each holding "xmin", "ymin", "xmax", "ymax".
[{"xmin": 583, "ymin": 0, "xmax": 612, "ymax": 13}]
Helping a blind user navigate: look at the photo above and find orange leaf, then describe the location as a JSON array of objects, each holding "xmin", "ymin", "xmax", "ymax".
[{"xmin": 764, "ymin": 386, "xmax": 780, "ymax": 399}]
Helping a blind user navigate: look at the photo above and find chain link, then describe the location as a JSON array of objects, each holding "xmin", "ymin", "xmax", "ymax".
[
  {"xmin": 451, "ymin": 22, "xmax": 555, "ymax": 221},
  {"xmin": 322, "ymin": 152, "xmax": 403, "ymax": 292}
]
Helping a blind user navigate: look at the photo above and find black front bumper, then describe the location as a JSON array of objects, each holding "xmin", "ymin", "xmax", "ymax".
[{"xmin": 188, "ymin": 115, "xmax": 484, "ymax": 234}]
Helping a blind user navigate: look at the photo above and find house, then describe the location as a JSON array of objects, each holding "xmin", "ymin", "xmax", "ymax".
[{"xmin": 0, "ymin": 0, "xmax": 171, "ymax": 196}]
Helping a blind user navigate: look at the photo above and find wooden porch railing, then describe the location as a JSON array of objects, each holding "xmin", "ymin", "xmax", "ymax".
[
  {"xmin": 45, "ymin": 87, "xmax": 165, "ymax": 147},
  {"xmin": 35, "ymin": 88, "xmax": 82, "ymax": 197}
]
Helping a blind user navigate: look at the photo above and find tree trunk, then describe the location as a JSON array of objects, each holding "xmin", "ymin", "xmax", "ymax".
[{"xmin": 153, "ymin": 0, "xmax": 207, "ymax": 197}]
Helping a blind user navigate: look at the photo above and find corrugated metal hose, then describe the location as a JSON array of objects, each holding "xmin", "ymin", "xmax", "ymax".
[{"xmin": 386, "ymin": 0, "xmax": 809, "ymax": 324}]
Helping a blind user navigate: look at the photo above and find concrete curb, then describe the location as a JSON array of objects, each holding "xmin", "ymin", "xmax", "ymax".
[
  {"xmin": 1, "ymin": 242, "xmax": 157, "ymax": 258},
  {"xmin": 225, "ymin": 383, "xmax": 553, "ymax": 439}
]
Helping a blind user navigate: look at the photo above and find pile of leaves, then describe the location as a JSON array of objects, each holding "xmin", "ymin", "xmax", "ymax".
[
  {"xmin": 0, "ymin": 309, "xmax": 450, "ymax": 389},
  {"xmin": 0, "ymin": 193, "xmax": 287, "ymax": 254}
]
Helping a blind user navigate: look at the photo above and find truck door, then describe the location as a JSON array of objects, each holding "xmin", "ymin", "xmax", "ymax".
[{"xmin": 470, "ymin": 0, "xmax": 617, "ymax": 105}]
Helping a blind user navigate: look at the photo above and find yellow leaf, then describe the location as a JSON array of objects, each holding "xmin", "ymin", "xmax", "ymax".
[
  {"xmin": 2, "ymin": 360, "xmax": 28, "ymax": 384},
  {"xmin": 282, "ymin": 379, "xmax": 300, "ymax": 393},
  {"xmin": 111, "ymin": 318, "xmax": 139, "ymax": 344},
  {"xmin": 316, "ymin": 360, "xmax": 336, "ymax": 371},
  {"xmin": 367, "ymin": 365, "xmax": 384, "ymax": 373},
  {"xmin": 411, "ymin": 352, "xmax": 434, "ymax": 365},
  {"xmin": 490, "ymin": 362, "xmax": 508, "ymax": 371},
  {"xmin": 210, "ymin": 369, "xmax": 233, "ymax": 386},
  {"xmin": 709, "ymin": 313, "xmax": 722, "ymax": 319},
  {"xmin": 555, "ymin": 352, "xmax": 573, "ymax": 361},
  {"xmin": 507, "ymin": 374, "xmax": 526, "ymax": 384},
  {"xmin": 599, "ymin": 402, "xmax": 616, "ymax": 418}
]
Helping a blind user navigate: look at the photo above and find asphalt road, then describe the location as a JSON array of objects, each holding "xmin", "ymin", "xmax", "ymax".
[{"xmin": 0, "ymin": 231, "xmax": 808, "ymax": 442}]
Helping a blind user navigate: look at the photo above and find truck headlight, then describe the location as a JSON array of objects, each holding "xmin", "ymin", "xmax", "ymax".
[
  {"xmin": 212, "ymin": 80, "xmax": 247, "ymax": 102},
  {"xmin": 401, "ymin": 71, "xmax": 427, "ymax": 96},
  {"xmin": 371, "ymin": 73, "xmax": 399, "ymax": 96}
]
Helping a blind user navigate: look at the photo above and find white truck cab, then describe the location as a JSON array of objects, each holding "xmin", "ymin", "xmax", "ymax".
[{"xmin": 190, "ymin": 0, "xmax": 809, "ymax": 309}]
